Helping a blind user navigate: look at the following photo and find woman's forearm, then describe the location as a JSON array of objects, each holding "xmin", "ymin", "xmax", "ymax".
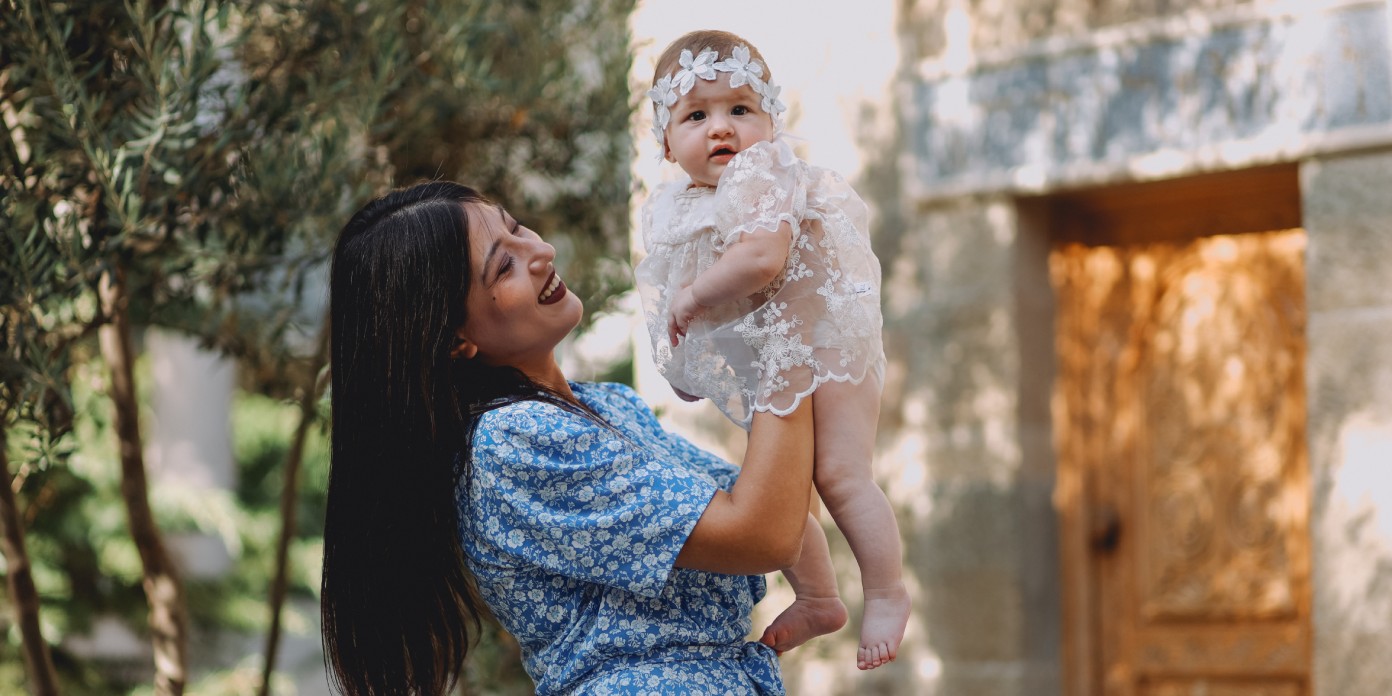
[{"xmin": 676, "ymin": 399, "xmax": 814, "ymax": 574}]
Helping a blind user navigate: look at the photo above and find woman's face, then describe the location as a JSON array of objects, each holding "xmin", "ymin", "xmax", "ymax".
[{"xmin": 456, "ymin": 202, "xmax": 583, "ymax": 378}]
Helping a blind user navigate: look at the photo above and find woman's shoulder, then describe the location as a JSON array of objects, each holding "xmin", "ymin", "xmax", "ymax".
[
  {"xmin": 573, "ymin": 381, "xmax": 652, "ymax": 419},
  {"xmin": 473, "ymin": 393, "xmax": 603, "ymax": 442},
  {"xmin": 470, "ymin": 393, "xmax": 631, "ymax": 476}
]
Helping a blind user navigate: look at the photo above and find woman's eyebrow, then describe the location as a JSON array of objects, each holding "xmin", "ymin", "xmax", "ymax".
[
  {"xmin": 481, "ymin": 237, "xmax": 503, "ymax": 284},
  {"xmin": 480, "ymin": 209, "xmax": 516, "ymax": 284}
]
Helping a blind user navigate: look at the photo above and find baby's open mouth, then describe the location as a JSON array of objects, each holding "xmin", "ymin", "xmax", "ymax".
[{"xmin": 711, "ymin": 146, "xmax": 736, "ymax": 157}]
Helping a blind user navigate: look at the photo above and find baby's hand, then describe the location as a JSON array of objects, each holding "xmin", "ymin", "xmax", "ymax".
[{"xmin": 667, "ymin": 285, "xmax": 705, "ymax": 346}]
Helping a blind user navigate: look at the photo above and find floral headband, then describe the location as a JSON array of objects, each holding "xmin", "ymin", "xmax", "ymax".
[{"xmin": 647, "ymin": 45, "xmax": 787, "ymax": 156}]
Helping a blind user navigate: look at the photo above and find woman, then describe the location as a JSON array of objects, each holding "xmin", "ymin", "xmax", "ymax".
[{"xmin": 320, "ymin": 181, "xmax": 815, "ymax": 695}]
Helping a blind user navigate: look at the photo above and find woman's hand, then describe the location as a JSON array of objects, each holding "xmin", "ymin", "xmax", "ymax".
[
  {"xmin": 676, "ymin": 399, "xmax": 815, "ymax": 574},
  {"xmin": 671, "ymin": 385, "xmax": 702, "ymax": 402},
  {"xmin": 667, "ymin": 285, "xmax": 705, "ymax": 346}
]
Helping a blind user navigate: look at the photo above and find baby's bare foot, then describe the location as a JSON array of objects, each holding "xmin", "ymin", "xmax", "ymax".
[
  {"xmin": 857, "ymin": 583, "xmax": 910, "ymax": 670},
  {"xmin": 758, "ymin": 595, "xmax": 848, "ymax": 654}
]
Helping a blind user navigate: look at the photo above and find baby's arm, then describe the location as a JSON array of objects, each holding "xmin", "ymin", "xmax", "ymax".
[{"xmin": 668, "ymin": 221, "xmax": 794, "ymax": 345}]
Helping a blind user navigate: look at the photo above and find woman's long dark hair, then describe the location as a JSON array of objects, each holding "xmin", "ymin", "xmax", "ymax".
[{"xmin": 321, "ymin": 181, "xmax": 545, "ymax": 695}]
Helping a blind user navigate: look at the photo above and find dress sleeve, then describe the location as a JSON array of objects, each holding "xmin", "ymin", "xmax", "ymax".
[
  {"xmin": 638, "ymin": 181, "xmax": 666, "ymax": 251},
  {"xmin": 466, "ymin": 399, "xmax": 718, "ymax": 598},
  {"xmin": 713, "ymin": 138, "xmax": 806, "ymax": 248},
  {"xmin": 605, "ymin": 382, "xmax": 742, "ymax": 491}
]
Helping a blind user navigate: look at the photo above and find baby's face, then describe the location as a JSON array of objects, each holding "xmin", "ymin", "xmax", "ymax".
[{"xmin": 663, "ymin": 73, "xmax": 775, "ymax": 187}]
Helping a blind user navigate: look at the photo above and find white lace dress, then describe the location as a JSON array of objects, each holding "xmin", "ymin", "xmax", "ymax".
[{"xmin": 635, "ymin": 138, "xmax": 885, "ymax": 430}]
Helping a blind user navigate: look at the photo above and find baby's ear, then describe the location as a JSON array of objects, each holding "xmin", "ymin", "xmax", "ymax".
[{"xmin": 664, "ymin": 143, "xmax": 675, "ymax": 163}]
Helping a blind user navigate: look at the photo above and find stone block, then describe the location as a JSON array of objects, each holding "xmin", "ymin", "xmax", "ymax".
[
  {"xmin": 1302, "ymin": 152, "xmax": 1392, "ymax": 312},
  {"xmin": 1306, "ymin": 309, "xmax": 1392, "ymax": 696},
  {"xmin": 920, "ymin": 568, "xmax": 1025, "ymax": 661}
]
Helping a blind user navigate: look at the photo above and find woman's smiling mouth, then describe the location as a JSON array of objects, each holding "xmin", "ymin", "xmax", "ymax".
[{"xmin": 539, "ymin": 272, "xmax": 566, "ymax": 304}]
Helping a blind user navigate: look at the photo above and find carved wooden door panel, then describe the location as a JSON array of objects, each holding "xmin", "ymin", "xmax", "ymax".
[{"xmin": 1053, "ymin": 229, "xmax": 1312, "ymax": 696}]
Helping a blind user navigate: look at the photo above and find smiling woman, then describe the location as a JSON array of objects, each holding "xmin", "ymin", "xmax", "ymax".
[
  {"xmin": 452, "ymin": 203, "xmax": 582, "ymax": 391},
  {"xmin": 320, "ymin": 180, "xmax": 818, "ymax": 696}
]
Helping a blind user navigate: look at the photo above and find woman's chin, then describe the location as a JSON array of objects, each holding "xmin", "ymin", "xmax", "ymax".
[{"xmin": 558, "ymin": 293, "xmax": 585, "ymax": 335}]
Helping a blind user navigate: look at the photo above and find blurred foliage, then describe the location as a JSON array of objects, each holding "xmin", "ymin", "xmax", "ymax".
[
  {"xmin": 1, "ymin": 0, "xmax": 637, "ymax": 692},
  {"xmin": 2, "ymin": 359, "xmax": 331, "ymax": 695}
]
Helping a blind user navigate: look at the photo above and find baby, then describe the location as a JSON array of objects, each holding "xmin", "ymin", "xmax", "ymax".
[{"xmin": 635, "ymin": 30, "xmax": 910, "ymax": 670}]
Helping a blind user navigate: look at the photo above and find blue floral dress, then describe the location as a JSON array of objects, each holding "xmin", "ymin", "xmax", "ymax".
[{"xmin": 456, "ymin": 382, "xmax": 784, "ymax": 695}]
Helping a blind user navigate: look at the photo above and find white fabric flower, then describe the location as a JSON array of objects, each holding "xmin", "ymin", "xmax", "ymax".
[
  {"xmin": 648, "ymin": 75, "xmax": 676, "ymax": 108},
  {"xmin": 647, "ymin": 75, "xmax": 675, "ymax": 130},
  {"xmin": 714, "ymin": 45, "xmax": 764, "ymax": 89},
  {"xmin": 760, "ymin": 81, "xmax": 786, "ymax": 117},
  {"xmin": 673, "ymin": 48, "xmax": 719, "ymax": 95},
  {"xmin": 647, "ymin": 44, "xmax": 788, "ymax": 151}
]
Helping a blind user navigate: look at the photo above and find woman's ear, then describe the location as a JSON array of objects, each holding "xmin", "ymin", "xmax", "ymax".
[{"xmin": 450, "ymin": 327, "xmax": 478, "ymax": 360}]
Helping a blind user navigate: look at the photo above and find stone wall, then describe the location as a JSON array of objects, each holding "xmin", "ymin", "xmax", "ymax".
[
  {"xmin": 1301, "ymin": 150, "xmax": 1392, "ymax": 696},
  {"xmin": 895, "ymin": 1, "xmax": 1392, "ymax": 695},
  {"xmin": 871, "ymin": 193, "xmax": 1063, "ymax": 695},
  {"xmin": 904, "ymin": 0, "xmax": 1392, "ymax": 199},
  {"xmin": 902, "ymin": 0, "xmax": 1258, "ymax": 62}
]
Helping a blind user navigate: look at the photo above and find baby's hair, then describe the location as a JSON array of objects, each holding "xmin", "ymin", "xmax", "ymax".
[{"xmin": 652, "ymin": 30, "xmax": 774, "ymax": 86}]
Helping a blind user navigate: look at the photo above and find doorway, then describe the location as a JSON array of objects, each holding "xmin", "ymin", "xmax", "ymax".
[{"xmin": 1047, "ymin": 165, "xmax": 1313, "ymax": 696}]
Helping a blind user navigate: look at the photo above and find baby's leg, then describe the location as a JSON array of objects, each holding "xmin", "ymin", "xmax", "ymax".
[
  {"xmin": 758, "ymin": 513, "xmax": 847, "ymax": 654},
  {"xmin": 812, "ymin": 376, "xmax": 910, "ymax": 670}
]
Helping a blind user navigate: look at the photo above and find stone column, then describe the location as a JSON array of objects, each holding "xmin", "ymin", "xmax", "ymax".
[
  {"xmin": 872, "ymin": 195, "xmax": 1060, "ymax": 696},
  {"xmin": 1301, "ymin": 150, "xmax": 1392, "ymax": 696},
  {"xmin": 144, "ymin": 327, "xmax": 236, "ymax": 579}
]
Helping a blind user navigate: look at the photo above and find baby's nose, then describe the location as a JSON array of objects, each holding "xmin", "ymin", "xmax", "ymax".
[{"xmin": 708, "ymin": 116, "xmax": 733, "ymax": 135}]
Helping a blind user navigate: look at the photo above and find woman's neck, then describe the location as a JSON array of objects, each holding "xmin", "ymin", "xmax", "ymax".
[{"xmin": 522, "ymin": 361, "xmax": 576, "ymax": 403}]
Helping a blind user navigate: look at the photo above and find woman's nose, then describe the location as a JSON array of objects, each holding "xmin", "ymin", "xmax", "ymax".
[{"xmin": 527, "ymin": 240, "xmax": 556, "ymax": 272}]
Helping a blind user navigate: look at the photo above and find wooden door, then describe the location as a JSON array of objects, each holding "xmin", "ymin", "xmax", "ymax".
[{"xmin": 1049, "ymin": 166, "xmax": 1312, "ymax": 696}]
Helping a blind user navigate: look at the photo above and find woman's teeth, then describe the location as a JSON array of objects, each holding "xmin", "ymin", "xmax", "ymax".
[{"xmin": 539, "ymin": 273, "xmax": 561, "ymax": 302}]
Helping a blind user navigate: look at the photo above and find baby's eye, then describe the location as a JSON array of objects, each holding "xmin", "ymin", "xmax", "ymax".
[
  {"xmin": 686, "ymin": 110, "xmax": 706, "ymax": 122},
  {"xmin": 732, "ymin": 105, "xmax": 750, "ymax": 116}
]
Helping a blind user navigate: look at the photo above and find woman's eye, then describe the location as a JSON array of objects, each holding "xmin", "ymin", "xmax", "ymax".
[{"xmin": 498, "ymin": 257, "xmax": 514, "ymax": 276}]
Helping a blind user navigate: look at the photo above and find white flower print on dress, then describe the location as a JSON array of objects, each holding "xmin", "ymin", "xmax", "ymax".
[{"xmin": 459, "ymin": 383, "xmax": 784, "ymax": 695}]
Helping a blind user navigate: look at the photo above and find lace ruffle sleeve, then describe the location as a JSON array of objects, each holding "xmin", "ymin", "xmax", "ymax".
[{"xmin": 713, "ymin": 139, "xmax": 805, "ymax": 248}]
